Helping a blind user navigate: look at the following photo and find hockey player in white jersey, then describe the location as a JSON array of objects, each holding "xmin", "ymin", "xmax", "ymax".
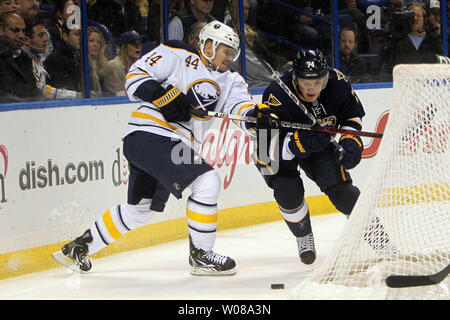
[{"xmin": 52, "ymin": 21, "xmax": 265, "ymax": 276}]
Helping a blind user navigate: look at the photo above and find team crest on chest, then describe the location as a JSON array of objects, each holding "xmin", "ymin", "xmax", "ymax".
[
  {"xmin": 187, "ymin": 79, "xmax": 221, "ymax": 112},
  {"xmin": 265, "ymin": 93, "xmax": 282, "ymax": 107},
  {"xmin": 318, "ymin": 115, "xmax": 336, "ymax": 127}
]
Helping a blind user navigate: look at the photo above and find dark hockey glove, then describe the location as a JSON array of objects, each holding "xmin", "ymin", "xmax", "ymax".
[
  {"xmin": 246, "ymin": 104, "xmax": 281, "ymax": 131},
  {"xmin": 339, "ymin": 134, "xmax": 363, "ymax": 169},
  {"xmin": 152, "ymin": 85, "xmax": 191, "ymax": 122},
  {"xmin": 288, "ymin": 129, "xmax": 331, "ymax": 158}
]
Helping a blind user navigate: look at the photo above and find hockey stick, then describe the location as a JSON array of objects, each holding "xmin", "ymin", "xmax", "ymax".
[
  {"xmin": 191, "ymin": 108, "xmax": 383, "ymax": 138},
  {"xmin": 385, "ymin": 263, "xmax": 450, "ymax": 288},
  {"xmin": 231, "ymin": 27, "xmax": 379, "ymax": 155},
  {"xmin": 232, "ymin": 22, "xmax": 317, "ymax": 126}
]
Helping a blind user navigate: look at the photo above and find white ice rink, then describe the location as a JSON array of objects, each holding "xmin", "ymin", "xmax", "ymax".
[{"xmin": 0, "ymin": 213, "xmax": 347, "ymax": 300}]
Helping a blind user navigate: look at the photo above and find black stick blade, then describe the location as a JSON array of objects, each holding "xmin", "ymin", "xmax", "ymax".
[{"xmin": 385, "ymin": 263, "xmax": 450, "ymax": 288}]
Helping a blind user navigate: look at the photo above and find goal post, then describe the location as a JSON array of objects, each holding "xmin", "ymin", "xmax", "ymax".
[{"xmin": 291, "ymin": 64, "xmax": 450, "ymax": 300}]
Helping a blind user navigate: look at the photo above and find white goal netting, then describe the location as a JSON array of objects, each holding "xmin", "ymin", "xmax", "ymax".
[{"xmin": 291, "ymin": 64, "xmax": 450, "ymax": 300}]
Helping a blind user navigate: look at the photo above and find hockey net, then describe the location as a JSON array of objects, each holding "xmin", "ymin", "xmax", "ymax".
[{"xmin": 291, "ymin": 64, "xmax": 450, "ymax": 300}]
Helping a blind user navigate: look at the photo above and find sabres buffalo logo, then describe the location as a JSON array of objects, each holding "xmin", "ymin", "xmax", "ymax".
[{"xmin": 187, "ymin": 79, "xmax": 221, "ymax": 119}]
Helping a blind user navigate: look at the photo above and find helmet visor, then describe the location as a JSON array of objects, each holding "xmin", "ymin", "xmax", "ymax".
[{"xmin": 297, "ymin": 71, "xmax": 329, "ymax": 90}]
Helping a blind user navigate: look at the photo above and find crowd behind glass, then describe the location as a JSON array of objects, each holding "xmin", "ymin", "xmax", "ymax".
[{"xmin": 0, "ymin": 0, "xmax": 448, "ymax": 103}]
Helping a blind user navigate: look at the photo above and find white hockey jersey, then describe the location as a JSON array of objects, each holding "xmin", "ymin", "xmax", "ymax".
[
  {"xmin": 31, "ymin": 54, "xmax": 77, "ymax": 100},
  {"xmin": 124, "ymin": 41, "xmax": 255, "ymax": 147}
]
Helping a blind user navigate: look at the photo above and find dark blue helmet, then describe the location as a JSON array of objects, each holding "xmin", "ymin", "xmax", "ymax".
[{"xmin": 292, "ymin": 49, "xmax": 328, "ymax": 80}]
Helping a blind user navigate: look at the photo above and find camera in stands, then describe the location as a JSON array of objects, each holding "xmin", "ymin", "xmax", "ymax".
[{"xmin": 388, "ymin": 9, "xmax": 415, "ymax": 39}]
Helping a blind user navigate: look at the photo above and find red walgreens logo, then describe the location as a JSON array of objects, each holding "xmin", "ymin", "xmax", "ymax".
[{"xmin": 0, "ymin": 145, "xmax": 7, "ymax": 203}]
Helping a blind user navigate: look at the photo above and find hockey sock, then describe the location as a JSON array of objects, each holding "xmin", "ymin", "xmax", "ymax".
[
  {"xmin": 87, "ymin": 199, "xmax": 155, "ymax": 254},
  {"xmin": 280, "ymin": 199, "xmax": 312, "ymax": 237},
  {"xmin": 186, "ymin": 170, "xmax": 221, "ymax": 252}
]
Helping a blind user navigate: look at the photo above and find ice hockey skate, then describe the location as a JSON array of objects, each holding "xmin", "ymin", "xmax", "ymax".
[
  {"xmin": 51, "ymin": 230, "xmax": 92, "ymax": 273},
  {"xmin": 189, "ymin": 237, "xmax": 236, "ymax": 276},
  {"xmin": 297, "ymin": 232, "xmax": 316, "ymax": 265}
]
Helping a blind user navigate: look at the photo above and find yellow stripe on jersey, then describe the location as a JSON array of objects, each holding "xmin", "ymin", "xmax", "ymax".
[
  {"xmin": 126, "ymin": 71, "xmax": 150, "ymax": 80},
  {"xmin": 237, "ymin": 103, "xmax": 255, "ymax": 115},
  {"xmin": 131, "ymin": 111, "xmax": 194, "ymax": 142},
  {"xmin": 186, "ymin": 208, "xmax": 218, "ymax": 224},
  {"xmin": 44, "ymin": 85, "xmax": 53, "ymax": 98},
  {"xmin": 293, "ymin": 130, "xmax": 306, "ymax": 153},
  {"xmin": 235, "ymin": 104, "xmax": 255, "ymax": 126},
  {"xmin": 102, "ymin": 210, "xmax": 122, "ymax": 240},
  {"xmin": 347, "ymin": 118, "xmax": 362, "ymax": 128},
  {"xmin": 340, "ymin": 134, "xmax": 363, "ymax": 148},
  {"xmin": 132, "ymin": 111, "xmax": 178, "ymax": 130},
  {"xmin": 340, "ymin": 165, "xmax": 347, "ymax": 182},
  {"xmin": 152, "ymin": 86, "xmax": 181, "ymax": 108},
  {"xmin": 198, "ymin": 52, "xmax": 209, "ymax": 66}
]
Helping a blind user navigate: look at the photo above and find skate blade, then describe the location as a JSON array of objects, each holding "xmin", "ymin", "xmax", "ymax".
[
  {"xmin": 51, "ymin": 251, "xmax": 88, "ymax": 274},
  {"xmin": 190, "ymin": 265, "xmax": 237, "ymax": 276}
]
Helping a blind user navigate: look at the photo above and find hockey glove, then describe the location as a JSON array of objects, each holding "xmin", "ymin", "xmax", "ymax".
[
  {"xmin": 256, "ymin": 104, "xmax": 281, "ymax": 130},
  {"xmin": 152, "ymin": 85, "xmax": 191, "ymax": 122},
  {"xmin": 246, "ymin": 104, "xmax": 281, "ymax": 131},
  {"xmin": 288, "ymin": 129, "xmax": 331, "ymax": 158},
  {"xmin": 339, "ymin": 134, "xmax": 363, "ymax": 169}
]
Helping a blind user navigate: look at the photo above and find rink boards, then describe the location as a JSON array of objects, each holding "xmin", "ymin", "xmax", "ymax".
[{"xmin": 0, "ymin": 86, "xmax": 393, "ymax": 279}]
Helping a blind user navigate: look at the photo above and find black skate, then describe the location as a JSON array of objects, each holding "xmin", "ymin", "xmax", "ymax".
[
  {"xmin": 189, "ymin": 238, "xmax": 236, "ymax": 276},
  {"xmin": 297, "ymin": 232, "xmax": 316, "ymax": 265},
  {"xmin": 52, "ymin": 230, "xmax": 93, "ymax": 273}
]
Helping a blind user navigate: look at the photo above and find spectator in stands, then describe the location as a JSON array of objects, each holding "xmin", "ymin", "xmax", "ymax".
[
  {"xmin": 18, "ymin": 0, "xmax": 39, "ymax": 20},
  {"xmin": 87, "ymin": 25, "xmax": 108, "ymax": 96},
  {"xmin": 224, "ymin": 0, "xmax": 248, "ymax": 26},
  {"xmin": 230, "ymin": 23, "xmax": 275, "ymax": 89},
  {"xmin": 338, "ymin": 0, "xmax": 370, "ymax": 53},
  {"xmin": 427, "ymin": 0, "xmax": 441, "ymax": 36},
  {"xmin": 23, "ymin": 18, "xmax": 82, "ymax": 99},
  {"xmin": 372, "ymin": 0, "xmax": 399, "ymax": 39},
  {"xmin": 447, "ymin": 0, "xmax": 450, "ymax": 50},
  {"xmin": 338, "ymin": 27, "xmax": 371, "ymax": 83},
  {"xmin": 147, "ymin": 0, "xmax": 184, "ymax": 42},
  {"xmin": 135, "ymin": 0, "xmax": 148, "ymax": 33},
  {"xmin": 44, "ymin": 24, "xmax": 85, "ymax": 93},
  {"xmin": 0, "ymin": 12, "xmax": 42, "ymax": 102},
  {"xmin": 289, "ymin": 6, "xmax": 322, "ymax": 51},
  {"xmin": 226, "ymin": 0, "xmax": 286, "ymax": 71},
  {"xmin": 380, "ymin": 2, "xmax": 442, "ymax": 81},
  {"xmin": 168, "ymin": 0, "xmax": 216, "ymax": 41},
  {"xmin": 0, "ymin": 0, "xmax": 20, "ymax": 14},
  {"xmin": 102, "ymin": 30, "xmax": 143, "ymax": 96},
  {"xmin": 47, "ymin": 0, "xmax": 79, "ymax": 50},
  {"xmin": 184, "ymin": 21, "xmax": 205, "ymax": 52},
  {"xmin": 87, "ymin": 0, "xmax": 143, "ymax": 38},
  {"xmin": 210, "ymin": 0, "xmax": 227, "ymax": 22},
  {"xmin": 253, "ymin": 0, "xmax": 285, "ymax": 36},
  {"xmin": 19, "ymin": 0, "xmax": 56, "ymax": 58}
]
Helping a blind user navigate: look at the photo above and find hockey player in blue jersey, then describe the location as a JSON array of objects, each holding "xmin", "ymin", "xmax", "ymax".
[
  {"xmin": 52, "ymin": 21, "xmax": 264, "ymax": 276},
  {"xmin": 245, "ymin": 48, "xmax": 366, "ymax": 265}
]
